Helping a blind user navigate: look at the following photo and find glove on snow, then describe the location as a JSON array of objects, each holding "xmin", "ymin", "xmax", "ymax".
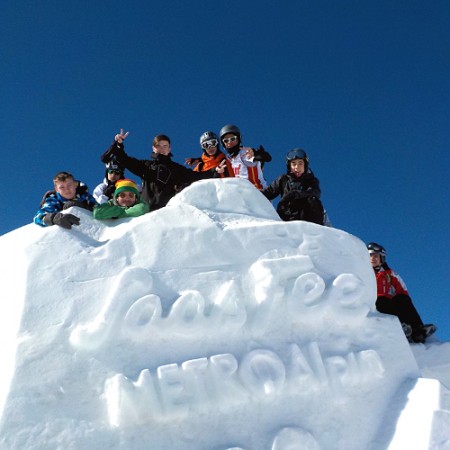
[{"xmin": 45, "ymin": 212, "xmax": 80, "ymax": 229}]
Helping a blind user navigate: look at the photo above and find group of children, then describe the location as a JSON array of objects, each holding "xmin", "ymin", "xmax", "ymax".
[
  {"xmin": 34, "ymin": 124, "xmax": 326, "ymax": 227},
  {"xmin": 33, "ymin": 124, "xmax": 436, "ymax": 343}
]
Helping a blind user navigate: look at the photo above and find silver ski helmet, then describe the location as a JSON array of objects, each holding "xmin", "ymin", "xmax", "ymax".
[
  {"xmin": 286, "ymin": 148, "xmax": 309, "ymax": 172},
  {"xmin": 367, "ymin": 242, "xmax": 386, "ymax": 263},
  {"xmin": 200, "ymin": 131, "xmax": 219, "ymax": 148},
  {"xmin": 220, "ymin": 124, "xmax": 241, "ymax": 144}
]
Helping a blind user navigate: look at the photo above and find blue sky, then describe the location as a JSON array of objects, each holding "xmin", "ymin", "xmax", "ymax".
[{"xmin": 3, "ymin": 1, "xmax": 449, "ymax": 339}]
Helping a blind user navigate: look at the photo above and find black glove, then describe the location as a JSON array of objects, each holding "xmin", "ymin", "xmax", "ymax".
[
  {"xmin": 254, "ymin": 145, "xmax": 272, "ymax": 163},
  {"xmin": 63, "ymin": 200, "xmax": 93, "ymax": 211},
  {"xmin": 49, "ymin": 212, "xmax": 80, "ymax": 229},
  {"xmin": 104, "ymin": 184, "xmax": 116, "ymax": 199},
  {"xmin": 307, "ymin": 195, "xmax": 318, "ymax": 205}
]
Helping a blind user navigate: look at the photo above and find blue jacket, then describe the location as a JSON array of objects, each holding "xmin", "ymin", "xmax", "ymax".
[{"xmin": 34, "ymin": 190, "xmax": 97, "ymax": 227}]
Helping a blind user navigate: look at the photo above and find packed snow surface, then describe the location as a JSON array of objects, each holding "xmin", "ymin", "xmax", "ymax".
[{"xmin": 0, "ymin": 178, "xmax": 449, "ymax": 449}]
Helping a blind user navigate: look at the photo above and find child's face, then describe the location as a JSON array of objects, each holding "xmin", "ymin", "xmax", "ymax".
[
  {"xmin": 222, "ymin": 133, "xmax": 239, "ymax": 149},
  {"xmin": 153, "ymin": 140, "xmax": 171, "ymax": 155},
  {"xmin": 107, "ymin": 170, "xmax": 121, "ymax": 183},
  {"xmin": 370, "ymin": 253, "xmax": 381, "ymax": 267},
  {"xmin": 117, "ymin": 191, "xmax": 137, "ymax": 207},
  {"xmin": 202, "ymin": 139, "xmax": 219, "ymax": 156},
  {"xmin": 205, "ymin": 145, "xmax": 218, "ymax": 156},
  {"xmin": 55, "ymin": 178, "xmax": 77, "ymax": 200},
  {"xmin": 290, "ymin": 159, "xmax": 305, "ymax": 177}
]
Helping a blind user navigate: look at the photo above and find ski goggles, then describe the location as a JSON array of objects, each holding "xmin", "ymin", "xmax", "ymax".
[
  {"xmin": 286, "ymin": 149, "xmax": 307, "ymax": 161},
  {"xmin": 108, "ymin": 169, "xmax": 122, "ymax": 174},
  {"xmin": 222, "ymin": 136, "xmax": 238, "ymax": 144},
  {"xmin": 367, "ymin": 243, "xmax": 386, "ymax": 256},
  {"xmin": 201, "ymin": 139, "xmax": 218, "ymax": 149}
]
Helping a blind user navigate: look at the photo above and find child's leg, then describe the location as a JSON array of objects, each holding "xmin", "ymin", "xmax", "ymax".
[{"xmin": 376, "ymin": 294, "xmax": 424, "ymax": 330}]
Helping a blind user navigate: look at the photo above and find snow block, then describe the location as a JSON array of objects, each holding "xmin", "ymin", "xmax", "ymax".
[{"xmin": 0, "ymin": 179, "xmax": 447, "ymax": 450}]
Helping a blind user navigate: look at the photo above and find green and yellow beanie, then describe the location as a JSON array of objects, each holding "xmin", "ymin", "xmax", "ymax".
[{"xmin": 114, "ymin": 179, "xmax": 140, "ymax": 200}]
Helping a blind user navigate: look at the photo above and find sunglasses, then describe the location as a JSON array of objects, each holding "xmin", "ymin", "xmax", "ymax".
[
  {"xmin": 201, "ymin": 139, "xmax": 218, "ymax": 149},
  {"xmin": 108, "ymin": 169, "xmax": 121, "ymax": 174},
  {"xmin": 222, "ymin": 136, "xmax": 238, "ymax": 144}
]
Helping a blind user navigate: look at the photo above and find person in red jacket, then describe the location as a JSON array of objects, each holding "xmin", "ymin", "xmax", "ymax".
[{"xmin": 368, "ymin": 242, "xmax": 436, "ymax": 343}]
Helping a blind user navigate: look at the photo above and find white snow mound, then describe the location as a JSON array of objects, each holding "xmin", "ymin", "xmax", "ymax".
[{"xmin": 0, "ymin": 178, "xmax": 449, "ymax": 449}]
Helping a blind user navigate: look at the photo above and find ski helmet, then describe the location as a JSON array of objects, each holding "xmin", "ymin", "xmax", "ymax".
[
  {"xmin": 200, "ymin": 131, "xmax": 219, "ymax": 147},
  {"xmin": 286, "ymin": 148, "xmax": 309, "ymax": 172},
  {"xmin": 220, "ymin": 124, "xmax": 241, "ymax": 142},
  {"xmin": 367, "ymin": 242, "xmax": 386, "ymax": 263},
  {"xmin": 105, "ymin": 160, "xmax": 124, "ymax": 177}
]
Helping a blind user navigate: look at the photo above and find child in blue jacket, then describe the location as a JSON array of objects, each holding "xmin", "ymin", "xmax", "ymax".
[{"xmin": 34, "ymin": 171, "xmax": 97, "ymax": 228}]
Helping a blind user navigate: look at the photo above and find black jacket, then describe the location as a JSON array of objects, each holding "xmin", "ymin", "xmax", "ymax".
[
  {"xmin": 262, "ymin": 170, "xmax": 322, "ymax": 222},
  {"xmin": 104, "ymin": 141, "xmax": 214, "ymax": 211},
  {"xmin": 262, "ymin": 170, "xmax": 321, "ymax": 200}
]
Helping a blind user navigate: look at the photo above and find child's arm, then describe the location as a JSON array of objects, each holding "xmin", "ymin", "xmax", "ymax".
[
  {"xmin": 34, "ymin": 196, "xmax": 61, "ymax": 227},
  {"xmin": 122, "ymin": 201, "xmax": 150, "ymax": 218},
  {"xmin": 185, "ymin": 157, "xmax": 201, "ymax": 167},
  {"xmin": 93, "ymin": 203, "xmax": 126, "ymax": 220},
  {"xmin": 93, "ymin": 183, "xmax": 113, "ymax": 205},
  {"xmin": 101, "ymin": 129, "xmax": 130, "ymax": 163},
  {"xmin": 305, "ymin": 174, "xmax": 322, "ymax": 199},
  {"xmin": 103, "ymin": 140, "xmax": 154, "ymax": 182},
  {"xmin": 261, "ymin": 176, "xmax": 283, "ymax": 200},
  {"xmin": 93, "ymin": 201, "xmax": 149, "ymax": 220},
  {"xmin": 241, "ymin": 146, "xmax": 272, "ymax": 165}
]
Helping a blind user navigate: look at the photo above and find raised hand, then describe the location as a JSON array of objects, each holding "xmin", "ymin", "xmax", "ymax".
[
  {"xmin": 216, "ymin": 159, "xmax": 227, "ymax": 174},
  {"xmin": 115, "ymin": 129, "xmax": 130, "ymax": 144},
  {"xmin": 242, "ymin": 146, "xmax": 255, "ymax": 160},
  {"xmin": 185, "ymin": 157, "xmax": 200, "ymax": 166}
]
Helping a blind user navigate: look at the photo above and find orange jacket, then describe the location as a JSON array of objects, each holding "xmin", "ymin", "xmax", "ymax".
[{"xmin": 194, "ymin": 152, "xmax": 234, "ymax": 178}]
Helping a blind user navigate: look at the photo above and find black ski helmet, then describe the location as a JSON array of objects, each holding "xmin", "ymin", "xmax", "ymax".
[
  {"xmin": 105, "ymin": 160, "xmax": 124, "ymax": 178},
  {"xmin": 220, "ymin": 124, "xmax": 241, "ymax": 142},
  {"xmin": 367, "ymin": 242, "xmax": 387, "ymax": 263},
  {"xmin": 200, "ymin": 131, "xmax": 219, "ymax": 146},
  {"xmin": 286, "ymin": 148, "xmax": 309, "ymax": 172}
]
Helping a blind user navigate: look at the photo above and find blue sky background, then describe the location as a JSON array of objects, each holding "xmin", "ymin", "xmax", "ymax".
[{"xmin": 3, "ymin": 1, "xmax": 449, "ymax": 339}]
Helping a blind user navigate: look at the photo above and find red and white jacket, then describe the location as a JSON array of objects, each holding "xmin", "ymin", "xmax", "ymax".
[
  {"xmin": 227, "ymin": 147, "xmax": 267, "ymax": 190},
  {"xmin": 374, "ymin": 265, "xmax": 409, "ymax": 298}
]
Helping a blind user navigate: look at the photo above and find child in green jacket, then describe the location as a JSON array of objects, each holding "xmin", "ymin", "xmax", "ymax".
[{"xmin": 93, "ymin": 179, "xmax": 149, "ymax": 220}]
